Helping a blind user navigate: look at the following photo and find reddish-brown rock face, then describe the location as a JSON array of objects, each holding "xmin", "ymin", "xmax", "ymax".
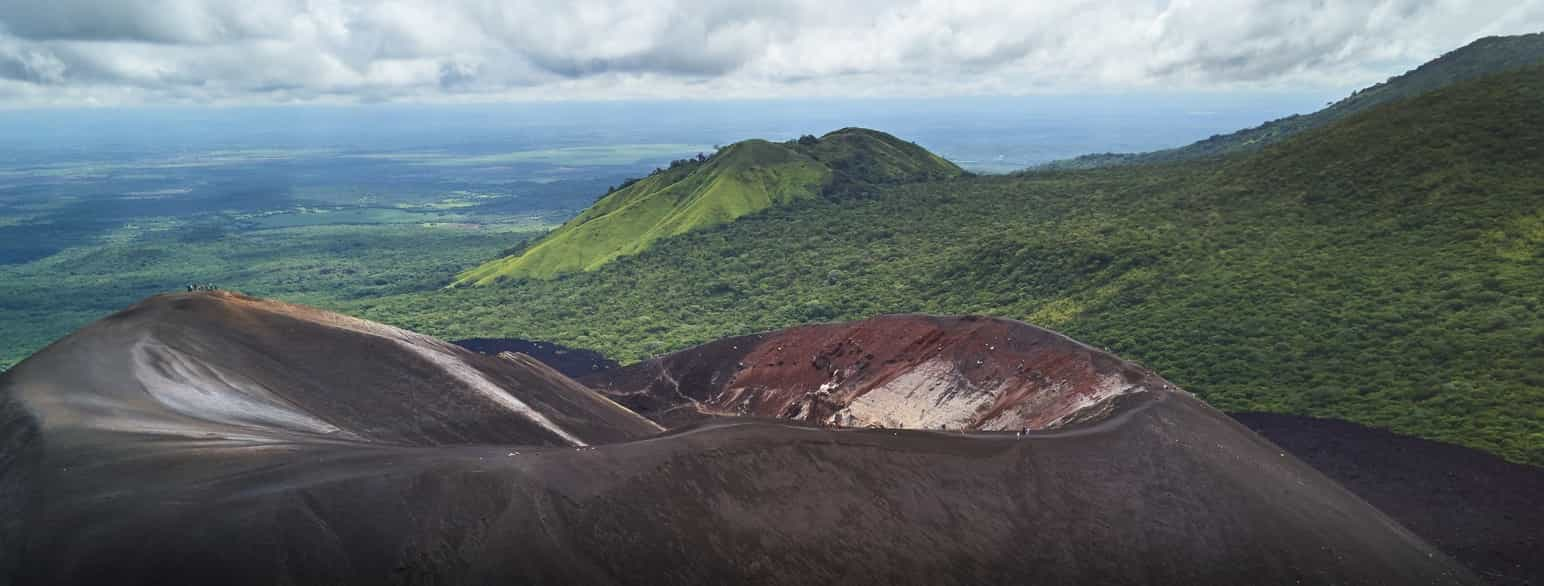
[{"xmin": 583, "ymin": 314, "xmax": 1174, "ymax": 431}]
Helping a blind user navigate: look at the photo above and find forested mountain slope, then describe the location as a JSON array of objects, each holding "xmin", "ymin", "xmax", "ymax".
[
  {"xmin": 1048, "ymin": 32, "xmax": 1544, "ymax": 168},
  {"xmin": 356, "ymin": 66, "xmax": 1544, "ymax": 465}
]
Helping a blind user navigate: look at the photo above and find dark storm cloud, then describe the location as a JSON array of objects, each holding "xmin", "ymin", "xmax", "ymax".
[
  {"xmin": 0, "ymin": 48, "xmax": 60, "ymax": 84},
  {"xmin": 436, "ymin": 61, "xmax": 479, "ymax": 90},
  {"xmin": 0, "ymin": 0, "xmax": 300, "ymax": 44},
  {"xmin": 525, "ymin": 51, "xmax": 746, "ymax": 78},
  {"xmin": 0, "ymin": 0, "xmax": 1538, "ymax": 105}
]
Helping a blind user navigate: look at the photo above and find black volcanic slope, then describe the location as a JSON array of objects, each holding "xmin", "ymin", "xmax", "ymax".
[
  {"xmin": 0, "ymin": 295, "xmax": 1477, "ymax": 585},
  {"xmin": 1236, "ymin": 413, "xmax": 1544, "ymax": 586},
  {"xmin": 3, "ymin": 291, "xmax": 660, "ymax": 448},
  {"xmin": 454, "ymin": 337, "xmax": 619, "ymax": 377}
]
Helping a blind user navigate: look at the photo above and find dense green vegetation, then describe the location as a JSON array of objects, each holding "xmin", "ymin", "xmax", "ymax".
[
  {"xmin": 1050, "ymin": 32, "xmax": 1544, "ymax": 169},
  {"xmin": 456, "ymin": 128, "xmax": 962, "ymax": 283},
  {"xmin": 0, "ymin": 223, "xmax": 530, "ymax": 370},
  {"xmin": 352, "ymin": 66, "xmax": 1544, "ymax": 465}
]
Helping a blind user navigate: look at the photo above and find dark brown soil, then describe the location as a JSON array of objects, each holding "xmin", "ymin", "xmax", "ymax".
[
  {"xmin": 4, "ymin": 393, "xmax": 1477, "ymax": 585},
  {"xmin": 1234, "ymin": 412, "xmax": 1544, "ymax": 586}
]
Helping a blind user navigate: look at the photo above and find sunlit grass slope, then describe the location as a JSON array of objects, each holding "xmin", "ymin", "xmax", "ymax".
[
  {"xmin": 456, "ymin": 140, "xmax": 828, "ymax": 282},
  {"xmin": 455, "ymin": 128, "xmax": 962, "ymax": 283}
]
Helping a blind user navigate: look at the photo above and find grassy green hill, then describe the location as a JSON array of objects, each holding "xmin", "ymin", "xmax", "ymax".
[
  {"xmin": 798, "ymin": 127, "xmax": 964, "ymax": 190},
  {"xmin": 1049, "ymin": 32, "xmax": 1544, "ymax": 169},
  {"xmin": 455, "ymin": 128, "xmax": 961, "ymax": 283},
  {"xmin": 455, "ymin": 140, "xmax": 829, "ymax": 283},
  {"xmin": 354, "ymin": 66, "xmax": 1544, "ymax": 465}
]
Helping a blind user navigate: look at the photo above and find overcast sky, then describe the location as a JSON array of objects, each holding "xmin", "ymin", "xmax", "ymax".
[{"xmin": 0, "ymin": 0, "xmax": 1540, "ymax": 107}]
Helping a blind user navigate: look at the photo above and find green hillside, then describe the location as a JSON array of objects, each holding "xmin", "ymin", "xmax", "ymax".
[
  {"xmin": 455, "ymin": 140, "xmax": 829, "ymax": 283},
  {"xmin": 356, "ymin": 66, "xmax": 1544, "ymax": 465},
  {"xmin": 799, "ymin": 127, "xmax": 964, "ymax": 191},
  {"xmin": 455, "ymin": 128, "xmax": 962, "ymax": 284},
  {"xmin": 1050, "ymin": 32, "xmax": 1544, "ymax": 169}
]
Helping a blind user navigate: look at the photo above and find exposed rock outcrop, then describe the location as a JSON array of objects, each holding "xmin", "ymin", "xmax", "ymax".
[{"xmin": 583, "ymin": 314, "xmax": 1170, "ymax": 432}]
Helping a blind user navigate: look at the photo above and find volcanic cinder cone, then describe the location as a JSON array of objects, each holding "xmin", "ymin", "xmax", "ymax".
[{"xmin": 0, "ymin": 294, "xmax": 1477, "ymax": 585}]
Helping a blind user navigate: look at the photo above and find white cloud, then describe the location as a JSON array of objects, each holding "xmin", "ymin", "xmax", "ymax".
[{"xmin": 0, "ymin": 0, "xmax": 1539, "ymax": 106}]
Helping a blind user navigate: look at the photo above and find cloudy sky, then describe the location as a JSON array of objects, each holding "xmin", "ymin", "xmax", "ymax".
[{"xmin": 0, "ymin": 0, "xmax": 1540, "ymax": 107}]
